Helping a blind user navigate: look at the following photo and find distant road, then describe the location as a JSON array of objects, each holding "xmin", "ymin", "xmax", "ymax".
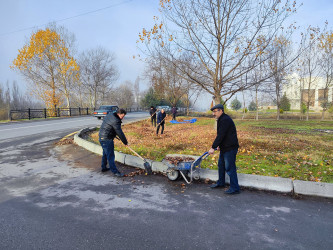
[{"xmin": 0, "ymin": 112, "xmax": 149, "ymax": 141}]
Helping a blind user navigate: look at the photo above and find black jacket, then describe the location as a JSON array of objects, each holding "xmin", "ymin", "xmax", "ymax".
[
  {"xmin": 212, "ymin": 113, "xmax": 239, "ymax": 153},
  {"xmin": 99, "ymin": 113, "xmax": 128, "ymax": 145},
  {"xmin": 157, "ymin": 111, "xmax": 166, "ymax": 125},
  {"xmin": 149, "ymin": 108, "xmax": 157, "ymax": 117}
]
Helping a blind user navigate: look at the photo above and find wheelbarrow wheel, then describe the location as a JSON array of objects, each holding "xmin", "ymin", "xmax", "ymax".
[{"xmin": 167, "ymin": 169, "xmax": 179, "ymax": 181}]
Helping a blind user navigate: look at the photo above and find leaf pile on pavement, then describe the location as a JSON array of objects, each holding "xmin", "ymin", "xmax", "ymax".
[
  {"xmin": 127, "ymin": 169, "xmax": 146, "ymax": 177},
  {"xmin": 55, "ymin": 138, "xmax": 74, "ymax": 145}
]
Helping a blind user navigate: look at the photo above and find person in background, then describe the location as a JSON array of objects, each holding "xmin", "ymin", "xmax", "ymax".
[
  {"xmin": 208, "ymin": 104, "xmax": 240, "ymax": 195},
  {"xmin": 171, "ymin": 106, "xmax": 177, "ymax": 120},
  {"xmin": 149, "ymin": 106, "xmax": 157, "ymax": 127},
  {"xmin": 156, "ymin": 109, "xmax": 167, "ymax": 135},
  {"xmin": 99, "ymin": 108, "xmax": 128, "ymax": 177}
]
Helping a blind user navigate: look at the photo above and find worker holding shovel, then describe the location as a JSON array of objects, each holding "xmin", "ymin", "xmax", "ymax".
[
  {"xmin": 156, "ymin": 108, "xmax": 167, "ymax": 135},
  {"xmin": 149, "ymin": 106, "xmax": 157, "ymax": 127},
  {"xmin": 99, "ymin": 108, "xmax": 128, "ymax": 177}
]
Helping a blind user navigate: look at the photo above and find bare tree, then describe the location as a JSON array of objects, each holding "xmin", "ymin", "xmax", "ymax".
[
  {"xmin": 145, "ymin": 55, "xmax": 189, "ymax": 107},
  {"xmin": 79, "ymin": 47, "xmax": 119, "ymax": 108},
  {"xmin": 139, "ymin": 0, "xmax": 298, "ymax": 105},
  {"xmin": 267, "ymin": 35, "xmax": 293, "ymax": 120},
  {"xmin": 111, "ymin": 82, "xmax": 134, "ymax": 109},
  {"xmin": 318, "ymin": 30, "xmax": 333, "ymax": 120},
  {"xmin": 297, "ymin": 27, "xmax": 322, "ymax": 121}
]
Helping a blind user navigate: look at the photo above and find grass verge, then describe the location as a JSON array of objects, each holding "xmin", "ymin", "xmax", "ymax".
[{"xmin": 89, "ymin": 117, "xmax": 333, "ymax": 183}]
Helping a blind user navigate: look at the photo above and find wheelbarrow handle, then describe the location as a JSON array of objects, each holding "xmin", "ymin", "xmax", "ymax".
[{"xmin": 202, "ymin": 152, "xmax": 210, "ymax": 160}]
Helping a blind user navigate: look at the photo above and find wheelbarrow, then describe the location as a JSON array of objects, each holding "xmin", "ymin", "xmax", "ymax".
[{"xmin": 162, "ymin": 152, "xmax": 209, "ymax": 184}]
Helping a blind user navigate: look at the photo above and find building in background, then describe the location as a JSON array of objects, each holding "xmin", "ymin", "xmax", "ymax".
[{"xmin": 283, "ymin": 73, "xmax": 333, "ymax": 111}]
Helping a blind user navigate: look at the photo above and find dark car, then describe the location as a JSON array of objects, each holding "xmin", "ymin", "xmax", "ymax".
[{"xmin": 93, "ymin": 105, "xmax": 119, "ymax": 119}]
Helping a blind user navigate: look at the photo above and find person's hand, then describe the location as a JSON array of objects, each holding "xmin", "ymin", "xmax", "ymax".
[{"xmin": 208, "ymin": 148, "xmax": 215, "ymax": 155}]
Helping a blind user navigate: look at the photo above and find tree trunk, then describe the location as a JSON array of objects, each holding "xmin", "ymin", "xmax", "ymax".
[
  {"xmin": 255, "ymin": 88, "xmax": 259, "ymax": 120},
  {"xmin": 242, "ymin": 90, "xmax": 246, "ymax": 120},
  {"xmin": 321, "ymin": 110, "xmax": 325, "ymax": 121}
]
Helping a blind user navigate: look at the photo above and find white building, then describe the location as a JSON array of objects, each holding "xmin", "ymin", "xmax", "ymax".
[{"xmin": 283, "ymin": 73, "xmax": 333, "ymax": 111}]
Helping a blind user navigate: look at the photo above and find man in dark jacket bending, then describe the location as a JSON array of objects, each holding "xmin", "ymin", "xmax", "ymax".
[
  {"xmin": 208, "ymin": 104, "xmax": 240, "ymax": 194},
  {"xmin": 99, "ymin": 108, "xmax": 128, "ymax": 177}
]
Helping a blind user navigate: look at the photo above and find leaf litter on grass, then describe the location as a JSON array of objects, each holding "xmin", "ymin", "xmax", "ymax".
[{"xmin": 89, "ymin": 117, "xmax": 333, "ymax": 183}]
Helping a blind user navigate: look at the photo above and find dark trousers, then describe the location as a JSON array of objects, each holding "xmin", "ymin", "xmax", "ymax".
[
  {"xmin": 217, "ymin": 148, "xmax": 240, "ymax": 191},
  {"xmin": 99, "ymin": 139, "xmax": 119, "ymax": 174},
  {"xmin": 172, "ymin": 113, "xmax": 176, "ymax": 120},
  {"xmin": 156, "ymin": 123, "xmax": 164, "ymax": 134},
  {"xmin": 151, "ymin": 116, "xmax": 156, "ymax": 127}
]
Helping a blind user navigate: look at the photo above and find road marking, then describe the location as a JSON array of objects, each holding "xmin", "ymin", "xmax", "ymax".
[{"xmin": 0, "ymin": 118, "xmax": 93, "ymax": 132}]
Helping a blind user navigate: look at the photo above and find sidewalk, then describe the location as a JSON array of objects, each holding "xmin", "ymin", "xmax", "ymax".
[{"xmin": 74, "ymin": 127, "xmax": 333, "ymax": 199}]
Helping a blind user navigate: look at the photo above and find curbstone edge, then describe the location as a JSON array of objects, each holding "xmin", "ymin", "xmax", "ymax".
[{"xmin": 73, "ymin": 127, "xmax": 333, "ymax": 199}]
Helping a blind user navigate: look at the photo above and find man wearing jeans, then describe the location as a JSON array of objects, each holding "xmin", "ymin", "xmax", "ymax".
[
  {"xmin": 208, "ymin": 104, "xmax": 240, "ymax": 194},
  {"xmin": 99, "ymin": 108, "xmax": 128, "ymax": 177}
]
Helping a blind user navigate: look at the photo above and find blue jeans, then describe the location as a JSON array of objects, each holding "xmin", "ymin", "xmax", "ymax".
[
  {"xmin": 217, "ymin": 148, "xmax": 240, "ymax": 191},
  {"xmin": 99, "ymin": 139, "xmax": 119, "ymax": 174},
  {"xmin": 156, "ymin": 124, "xmax": 164, "ymax": 134}
]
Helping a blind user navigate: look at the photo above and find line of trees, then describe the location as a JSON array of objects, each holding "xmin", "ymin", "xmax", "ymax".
[
  {"xmin": 137, "ymin": 0, "xmax": 333, "ymax": 120},
  {"xmin": 0, "ymin": 81, "xmax": 42, "ymax": 120},
  {"xmin": 7, "ymin": 23, "xmax": 140, "ymax": 119}
]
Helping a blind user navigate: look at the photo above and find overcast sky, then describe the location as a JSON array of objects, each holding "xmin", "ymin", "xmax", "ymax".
[{"xmin": 1, "ymin": 0, "xmax": 333, "ymax": 109}]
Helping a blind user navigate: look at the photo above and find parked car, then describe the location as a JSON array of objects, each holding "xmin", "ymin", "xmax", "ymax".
[
  {"xmin": 93, "ymin": 105, "xmax": 119, "ymax": 119},
  {"xmin": 156, "ymin": 106, "xmax": 171, "ymax": 112}
]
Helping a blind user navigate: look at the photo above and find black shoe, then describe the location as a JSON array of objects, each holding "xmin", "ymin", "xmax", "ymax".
[
  {"xmin": 101, "ymin": 168, "xmax": 109, "ymax": 172},
  {"xmin": 224, "ymin": 189, "xmax": 240, "ymax": 195},
  {"xmin": 210, "ymin": 183, "xmax": 225, "ymax": 189},
  {"xmin": 114, "ymin": 172, "xmax": 125, "ymax": 177}
]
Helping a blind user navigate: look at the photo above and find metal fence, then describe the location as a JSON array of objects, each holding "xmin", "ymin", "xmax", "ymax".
[
  {"xmin": 9, "ymin": 107, "xmax": 146, "ymax": 121},
  {"xmin": 9, "ymin": 107, "xmax": 94, "ymax": 121}
]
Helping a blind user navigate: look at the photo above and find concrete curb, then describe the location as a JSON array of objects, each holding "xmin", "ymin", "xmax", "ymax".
[{"xmin": 74, "ymin": 127, "xmax": 333, "ymax": 199}]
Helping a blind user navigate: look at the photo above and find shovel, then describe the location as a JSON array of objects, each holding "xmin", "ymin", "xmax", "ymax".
[
  {"xmin": 126, "ymin": 145, "xmax": 153, "ymax": 175},
  {"xmin": 115, "ymin": 136, "xmax": 152, "ymax": 175}
]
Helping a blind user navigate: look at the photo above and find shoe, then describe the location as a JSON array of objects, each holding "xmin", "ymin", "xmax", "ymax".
[
  {"xmin": 224, "ymin": 189, "xmax": 240, "ymax": 195},
  {"xmin": 114, "ymin": 172, "xmax": 125, "ymax": 177},
  {"xmin": 210, "ymin": 183, "xmax": 225, "ymax": 189},
  {"xmin": 101, "ymin": 168, "xmax": 109, "ymax": 172}
]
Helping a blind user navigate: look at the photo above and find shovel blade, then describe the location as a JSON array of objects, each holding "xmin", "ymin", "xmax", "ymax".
[{"xmin": 144, "ymin": 162, "xmax": 152, "ymax": 175}]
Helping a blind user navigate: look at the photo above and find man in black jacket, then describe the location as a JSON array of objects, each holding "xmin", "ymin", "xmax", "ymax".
[
  {"xmin": 99, "ymin": 108, "xmax": 128, "ymax": 177},
  {"xmin": 149, "ymin": 106, "xmax": 157, "ymax": 127},
  {"xmin": 208, "ymin": 104, "xmax": 240, "ymax": 194}
]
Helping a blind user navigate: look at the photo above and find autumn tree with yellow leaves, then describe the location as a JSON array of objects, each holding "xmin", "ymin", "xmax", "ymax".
[
  {"xmin": 11, "ymin": 26, "xmax": 79, "ymax": 110},
  {"xmin": 138, "ymin": 0, "xmax": 299, "ymax": 107}
]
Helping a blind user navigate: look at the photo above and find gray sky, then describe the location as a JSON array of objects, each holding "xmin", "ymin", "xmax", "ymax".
[{"xmin": 1, "ymin": 0, "xmax": 333, "ymax": 109}]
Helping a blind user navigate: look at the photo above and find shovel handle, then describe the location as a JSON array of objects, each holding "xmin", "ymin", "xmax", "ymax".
[
  {"xmin": 126, "ymin": 145, "xmax": 145, "ymax": 161},
  {"xmin": 115, "ymin": 136, "xmax": 146, "ymax": 162},
  {"xmin": 157, "ymin": 116, "xmax": 167, "ymax": 126}
]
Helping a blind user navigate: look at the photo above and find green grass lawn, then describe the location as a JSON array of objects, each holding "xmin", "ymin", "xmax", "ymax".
[{"xmin": 89, "ymin": 117, "xmax": 333, "ymax": 183}]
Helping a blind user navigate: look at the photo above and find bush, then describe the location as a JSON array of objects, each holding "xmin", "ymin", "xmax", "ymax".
[
  {"xmin": 248, "ymin": 101, "xmax": 257, "ymax": 111},
  {"xmin": 280, "ymin": 93, "xmax": 291, "ymax": 111},
  {"xmin": 231, "ymin": 98, "xmax": 242, "ymax": 110},
  {"xmin": 328, "ymin": 103, "xmax": 333, "ymax": 114},
  {"xmin": 301, "ymin": 102, "xmax": 307, "ymax": 114}
]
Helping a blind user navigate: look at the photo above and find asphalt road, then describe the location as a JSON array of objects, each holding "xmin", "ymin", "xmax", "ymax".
[
  {"xmin": 0, "ymin": 112, "xmax": 147, "ymax": 140},
  {"xmin": 0, "ymin": 114, "xmax": 332, "ymax": 250}
]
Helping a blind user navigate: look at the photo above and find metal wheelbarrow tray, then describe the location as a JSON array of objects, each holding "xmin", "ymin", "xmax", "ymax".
[{"xmin": 162, "ymin": 152, "xmax": 209, "ymax": 184}]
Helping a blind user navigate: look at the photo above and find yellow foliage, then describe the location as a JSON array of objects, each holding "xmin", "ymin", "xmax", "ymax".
[{"xmin": 11, "ymin": 28, "xmax": 80, "ymax": 108}]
